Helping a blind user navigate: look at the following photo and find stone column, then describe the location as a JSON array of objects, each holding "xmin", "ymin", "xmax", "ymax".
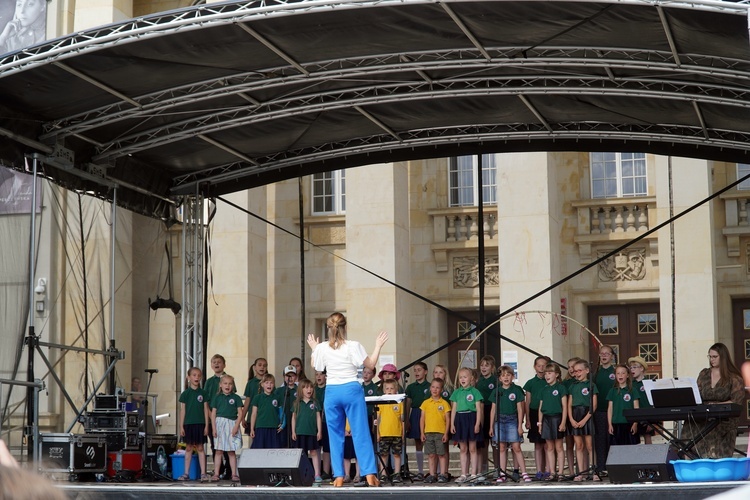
[
  {"xmin": 654, "ymin": 156, "xmax": 716, "ymax": 377},
  {"xmin": 266, "ymin": 179, "xmax": 307, "ymax": 374},
  {"xmin": 207, "ymin": 188, "xmax": 267, "ymax": 389},
  {"xmin": 345, "ymin": 163, "xmax": 412, "ymax": 367},
  {"xmin": 497, "ymin": 152, "xmax": 562, "ymax": 381}
]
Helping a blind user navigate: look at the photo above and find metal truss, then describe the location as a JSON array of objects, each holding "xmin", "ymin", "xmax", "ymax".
[
  {"xmin": 4, "ymin": 0, "xmax": 750, "ymax": 206},
  {"xmin": 171, "ymin": 121, "xmax": 750, "ymax": 192},
  {"xmin": 180, "ymin": 195, "xmax": 205, "ymax": 390},
  {"xmin": 1, "ymin": 0, "xmax": 749, "ymax": 77},
  {"xmin": 40, "ymin": 45, "xmax": 750, "ymax": 141},
  {"xmin": 89, "ymin": 73, "xmax": 750, "ymax": 162}
]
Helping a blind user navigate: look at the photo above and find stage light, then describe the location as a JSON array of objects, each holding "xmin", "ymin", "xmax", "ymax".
[{"xmin": 148, "ymin": 296, "xmax": 181, "ymax": 315}]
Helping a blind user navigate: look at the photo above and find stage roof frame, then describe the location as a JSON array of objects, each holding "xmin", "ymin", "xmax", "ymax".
[{"xmin": 1, "ymin": 0, "xmax": 750, "ymax": 218}]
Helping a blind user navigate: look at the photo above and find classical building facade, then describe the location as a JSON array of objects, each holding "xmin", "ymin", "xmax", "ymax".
[{"xmin": 3, "ymin": 1, "xmax": 750, "ymax": 448}]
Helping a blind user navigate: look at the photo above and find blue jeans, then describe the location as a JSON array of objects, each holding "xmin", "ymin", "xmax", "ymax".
[{"xmin": 324, "ymin": 381, "xmax": 377, "ymax": 477}]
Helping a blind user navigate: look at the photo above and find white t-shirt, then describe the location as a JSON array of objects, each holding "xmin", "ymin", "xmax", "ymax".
[{"xmin": 312, "ymin": 340, "xmax": 367, "ymax": 386}]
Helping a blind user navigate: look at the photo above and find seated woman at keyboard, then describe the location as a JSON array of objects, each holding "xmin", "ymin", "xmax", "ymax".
[{"xmin": 682, "ymin": 343, "xmax": 744, "ymax": 458}]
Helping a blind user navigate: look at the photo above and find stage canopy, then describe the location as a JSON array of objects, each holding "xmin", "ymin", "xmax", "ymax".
[{"xmin": 1, "ymin": 0, "xmax": 750, "ymax": 219}]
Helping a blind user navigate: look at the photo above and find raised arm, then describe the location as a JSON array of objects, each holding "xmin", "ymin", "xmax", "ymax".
[
  {"xmin": 307, "ymin": 334, "xmax": 320, "ymax": 369},
  {"xmin": 363, "ymin": 331, "xmax": 389, "ymax": 370}
]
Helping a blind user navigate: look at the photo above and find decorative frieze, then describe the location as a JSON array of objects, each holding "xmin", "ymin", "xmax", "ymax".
[
  {"xmin": 453, "ymin": 256, "xmax": 500, "ymax": 288},
  {"xmin": 597, "ymin": 249, "xmax": 646, "ymax": 282}
]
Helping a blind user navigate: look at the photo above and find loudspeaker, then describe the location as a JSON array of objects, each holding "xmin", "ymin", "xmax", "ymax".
[
  {"xmin": 237, "ymin": 449, "xmax": 314, "ymax": 486},
  {"xmin": 606, "ymin": 444, "xmax": 678, "ymax": 483}
]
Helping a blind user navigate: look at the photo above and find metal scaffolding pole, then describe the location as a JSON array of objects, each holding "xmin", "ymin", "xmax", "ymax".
[{"xmin": 180, "ymin": 194, "xmax": 205, "ymax": 392}]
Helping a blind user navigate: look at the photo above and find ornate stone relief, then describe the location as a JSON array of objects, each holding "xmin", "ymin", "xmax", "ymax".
[
  {"xmin": 598, "ymin": 249, "xmax": 646, "ymax": 282},
  {"xmin": 453, "ymin": 256, "xmax": 500, "ymax": 288}
]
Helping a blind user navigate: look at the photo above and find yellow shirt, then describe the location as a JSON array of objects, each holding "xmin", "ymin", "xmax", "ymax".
[
  {"xmin": 420, "ymin": 397, "xmax": 451, "ymax": 434},
  {"xmin": 377, "ymin": 401, "xmax": 403, "ymax": 437}
]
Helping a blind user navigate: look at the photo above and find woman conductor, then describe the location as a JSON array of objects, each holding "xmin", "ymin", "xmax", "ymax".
[{"xmin": 307, "ymin": 312, "xmax": 388, "ymax": 487}]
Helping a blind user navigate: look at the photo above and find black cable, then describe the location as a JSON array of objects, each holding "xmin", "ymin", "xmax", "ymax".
[{"xmin": 219, "ymin": 170, "xmax": 750, "ymax": 374}]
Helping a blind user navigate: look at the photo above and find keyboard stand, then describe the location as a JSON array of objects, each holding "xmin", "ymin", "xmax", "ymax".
[{"xmin": 647, "ymin": 419, "xmax": 722, "ymax": 459}]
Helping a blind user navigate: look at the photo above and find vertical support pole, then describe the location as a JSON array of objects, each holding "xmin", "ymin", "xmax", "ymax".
[
  {"xmin": 180, "ymin": 193, "xmax": 204, "ymax": 392},
  {"xmin": 477, "ymin": 154, "xmax": 485, "ymax": 356},
  {"xmin": 109, "ymin": 187, "xmax": 117, "ymax": 393},
  {"xmin": 298, "ymin": 178, "xmax": 306, "ymax": 362},
  {"xmin": 33, "ymin": 380, "xmax": 40, "ymax": 468},
  {"xmin": 181, "ymin": 200, "xmax": 187, "ymax": 390},
  {"xmin": 25, "ymin": 155, "xmax": 39, "ymax": 461}
]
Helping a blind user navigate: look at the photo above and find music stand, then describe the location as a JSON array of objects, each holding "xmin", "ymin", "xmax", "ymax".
[{"xmin": 140, "ymin": 369, "xmax": 172, "ymax": 481}]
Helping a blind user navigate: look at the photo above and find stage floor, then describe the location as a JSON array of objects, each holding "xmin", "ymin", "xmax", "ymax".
[{"xmin": 60, "ymin": 479, "xmax": 750, "ymax": 500}]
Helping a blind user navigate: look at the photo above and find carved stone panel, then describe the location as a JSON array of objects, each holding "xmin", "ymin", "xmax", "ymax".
[
  {"xmin": 597, "ymin": 249, "xmax": 646, "ymax": 282},
  {"xmin": 453, "ymin": 256, "xmax": 499, "ymax": 288}
]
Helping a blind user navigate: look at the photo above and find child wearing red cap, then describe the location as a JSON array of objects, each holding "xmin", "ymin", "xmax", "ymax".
[{"xmin": 377, "ymin": 363, "xmax": 404, "ymax": 394}]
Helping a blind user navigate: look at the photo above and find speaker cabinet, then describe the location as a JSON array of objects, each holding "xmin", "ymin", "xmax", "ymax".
[
  {"xmin": 237, "ymin": 449, "xmax": 314, "ymax": 486},
  {"xmin": 606, "ymin": 444, "xmax": 678, "ymax": 483}
]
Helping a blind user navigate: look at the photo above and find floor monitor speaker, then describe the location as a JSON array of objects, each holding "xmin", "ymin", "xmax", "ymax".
[
  {"xmin": 237, "ymin": 448, "xmax": 314, "ymax": 486},
  {"xmin": 606, "ymin": 444, "xmax": 678, "ymax": 483}
]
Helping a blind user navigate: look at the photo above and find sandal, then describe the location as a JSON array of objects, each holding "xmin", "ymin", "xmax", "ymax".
[
  {"xmin": 573, "ymin": 474, "xmax": 584, "ymax": 482},
  {"xmin": 200, "ymin": 474, "xmax": 209, "ymax": 483},
  {"xmin": 211, "ymin": 474, "xmax": 220, "ymax": 482},
  {"xmin": 544, "ymin": 473, "xmax": 557, "ymax": 482},
  {"xmin": 177, "ymin": 474, "xmax": 190, "ymax": 481},
  {"xmin": 522, "ymin": 472, "xmax": 532, "ymax": 482},
  {"xmin": 232, "ymin": 474, "xmax": 240, "ymax": 482},
  {"xmin": 592, "ymin": 473, "xmax": 602, "ymax": 482},
  {"xmin": 455, "ymin": 474, "xmax": 468, "ymax": 483}
]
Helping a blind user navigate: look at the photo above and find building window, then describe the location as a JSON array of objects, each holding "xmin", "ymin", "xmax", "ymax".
[
  {"xmin": 449, "ymin": 154, "xmax": 497, "ymax": 207},
  {"xmin": 457, "ymin": 321, "xmax": 478, "ymax": 341},
  {"xmin": 638, "ymin": 313, "xmax": 658, "ymax": 334},
  {"xmin": 591, "ymin": 152, "xmax": 647, "ymax": 198},
  {"xmin": 598, "ymin": 315, "xmax": 619, "ymax": 335},
  {"xmin": 312, "ymin": 170, "xmax": 345, "ymax": 215},
  {"xmin": 739, "ymin": 164, "xmax": 750, "ymax": 190},
  {"xmin": 639, "ymin": 343, "xmax": 659, "ymax": 364}
]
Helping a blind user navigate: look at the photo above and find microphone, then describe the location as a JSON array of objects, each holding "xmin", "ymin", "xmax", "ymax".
[{"xmin": 145, "ymin": 368, "xmax": 159, "ymax": 374}]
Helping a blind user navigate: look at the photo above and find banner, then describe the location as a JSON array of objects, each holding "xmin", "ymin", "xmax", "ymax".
[{"xmin": 0, "ymin": 0, "xmax": 47, "ymax": 54}]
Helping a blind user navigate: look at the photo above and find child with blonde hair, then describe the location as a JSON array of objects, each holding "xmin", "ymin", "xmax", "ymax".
[
  {"xmin": 292, "ymin": 379, "xmax": 323, "ymax": 482},
  {"xmin": 488, "ymin": 365, "xmax": 531, "ymax": 482},
  {"xmin": 377, "ymin": 379, "xmax": 404, "ymax": 483},
  {"xmin": 210, "ymin": 374, "xmax": 243, "ymax": 482},
  {"xmin": 537, "ymin": 363, "xmax": 568, "ymax": 481},
  {"xmin": 420, "ymin": 378, "xmax": 451, "ymax": 483},
  {"xmin": 450, "ymin": 367, "xmax": 483, "ymax": 483},
  {"xmin": 178, "ymin": 367, "xmax": 209, "ymax": 482},
  {"xmin": 607, "ymin": 364, "xmax": 640, "ymax": 446},
  {"xmin": 568, "ymin": 359, "xmax": 600, "ymax": 481},
  {"xmin": 250, "ymin": 373, "xmax": 285, "ymax": 449}
]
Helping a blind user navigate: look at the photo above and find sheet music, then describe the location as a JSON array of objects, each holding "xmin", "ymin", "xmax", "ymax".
[
  {"xmin": 364, "ymin": 394, "xmax": 405, "ymax": 403},
  {"xmin": 643, "ymin": 377, "xmax": 702, "ymax": 406}
]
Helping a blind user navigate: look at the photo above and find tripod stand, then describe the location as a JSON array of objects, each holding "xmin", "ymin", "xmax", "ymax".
[{"xmin": 139, "ymin": 368, "xmax": 172, "ymax": 481}]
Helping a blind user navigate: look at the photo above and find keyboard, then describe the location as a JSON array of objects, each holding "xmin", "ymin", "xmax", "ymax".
[{"xmin": 623, "ymin": 403, "xmax": 741, "ymax": 422}]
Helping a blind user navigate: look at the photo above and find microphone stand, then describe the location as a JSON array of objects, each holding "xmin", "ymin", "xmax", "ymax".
[
  {"xmin": 140, "ymin": 369, "xmax": 172, "ymax": 481},
  {"xmin": 398, "ymin": 369, "xmax": 413, "ymax": 483},
  {"xmin": 283, "ymin": 383, "xmax": 291, "ymax": 449}
]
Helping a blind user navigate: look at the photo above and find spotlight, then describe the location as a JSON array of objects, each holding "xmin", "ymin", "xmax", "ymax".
[{"xmin": 148, "ymin": 296, "xmax": 181, "ymax": 315}]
